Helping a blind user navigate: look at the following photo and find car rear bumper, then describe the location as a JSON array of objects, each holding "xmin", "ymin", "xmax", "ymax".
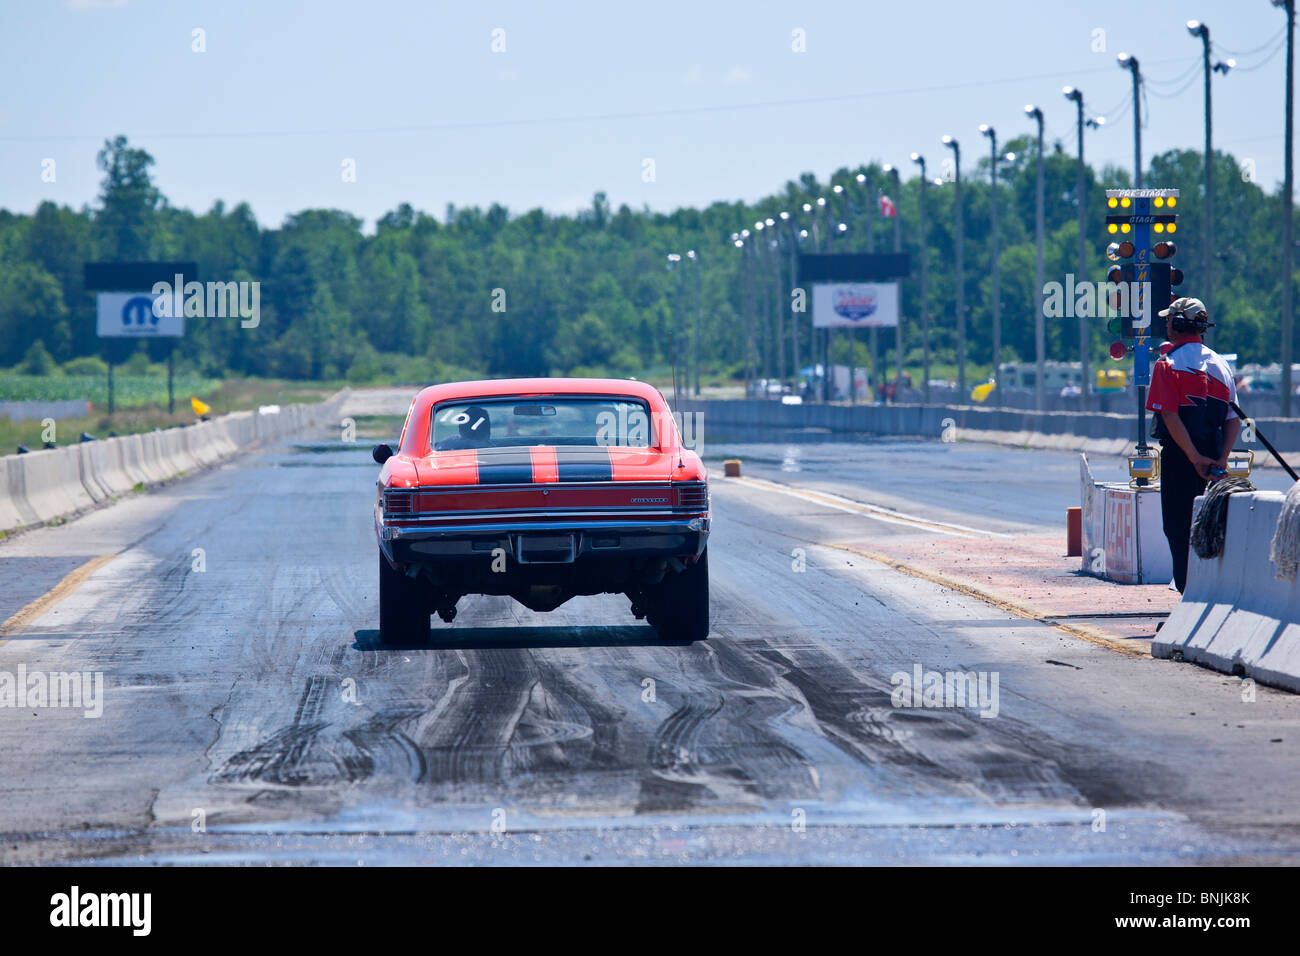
[{"xmin": 379, "ymin": 516, "xmax": 709, "ymax": 565}]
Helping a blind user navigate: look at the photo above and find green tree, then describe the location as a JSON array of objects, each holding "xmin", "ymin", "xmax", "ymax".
[{"xmin": 94, "ymin": 136, "xmax": 162, "ymax": 259}]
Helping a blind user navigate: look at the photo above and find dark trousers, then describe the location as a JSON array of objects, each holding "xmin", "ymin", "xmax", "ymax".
[{"xmin": 1160, "ymin": 442, "xmax": 1207, "ymax": 593}]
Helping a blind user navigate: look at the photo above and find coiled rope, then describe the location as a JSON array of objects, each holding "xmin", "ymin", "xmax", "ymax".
[
  {"xmin": 1269, "ymin": 481, "xmax": 1300, "ymax": 582},
  {"xmin": 1190, "ymin": 475, "xmax": 1255, "ymax": 560}
]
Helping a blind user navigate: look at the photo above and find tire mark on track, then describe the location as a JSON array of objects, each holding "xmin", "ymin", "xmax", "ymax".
[{"xmin": 213, "ymin": 676, "xmax": 424, "ymax": 788}]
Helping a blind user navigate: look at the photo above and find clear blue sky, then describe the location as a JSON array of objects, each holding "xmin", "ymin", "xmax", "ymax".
[{"xmin": 0, "ymin": 0, "xmax": 1290, "ymax": 230}]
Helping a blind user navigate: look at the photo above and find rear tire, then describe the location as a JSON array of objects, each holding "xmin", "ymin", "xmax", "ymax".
[
  {"xmin": 379, "ymin": 551, "xmax": 430, "ymax": 646},
  {"xmin": 650, "ymin": 549, "xmax": 710, "ymax": 642}
]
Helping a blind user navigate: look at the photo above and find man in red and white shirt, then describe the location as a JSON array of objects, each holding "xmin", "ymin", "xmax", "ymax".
[{"xmin": 1145, "ymin": 297, "xmax": 1240, "ymax": 592}]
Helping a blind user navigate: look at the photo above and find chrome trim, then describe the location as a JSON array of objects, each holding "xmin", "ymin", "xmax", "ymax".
[
  {"xmin": 388, "ymin": 506, "xmax": 707, "ymax": 520},
  {"xmin": 382, "ymin": 517, "xmax": 709, "ymax": 541}
]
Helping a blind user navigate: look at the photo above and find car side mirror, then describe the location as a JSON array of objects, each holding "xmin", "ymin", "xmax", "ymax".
[{"xmin": 372, "ymin": 443, "xmax": 394, "ymax": 465}]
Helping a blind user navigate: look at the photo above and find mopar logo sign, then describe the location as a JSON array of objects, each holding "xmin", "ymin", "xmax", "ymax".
[
  {"xmin": 95, "ymin": 291, "xmax": 184, "ymax": 338},
  {"xmin": 121, "ymin": 295, "xmax": 157, "ymax": 328}
]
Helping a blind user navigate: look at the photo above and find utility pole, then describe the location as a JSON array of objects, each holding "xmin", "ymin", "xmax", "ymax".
[
  {"xmin": 1118, "ymin": 53, "xmax": 1143, "ymax": 187},
  {"xmin": 884, "ymin": 163, "xmax": 903, "ymax": 401},
  {"xmin": 979, "ymin": 125, "xmax": 1001, "ymax": 407},
  {"xmin": 911, "ymin": 153, "xmax": 931, "ymax": 404},
  {"xmin": 1065, "ymin": 87, "xmax": 1089, "ymax": 410},
  {"xmin": 1188, "ymin": 22, "xmax": 1215, "ymax": 345},
  {"xmin": 817, "ymin": 196, "xmax": 832, "ymax": 401},
  {"xmin": 780, "ymin": 211, "xmax": 801, "ymax": 393},
  {"xmin": 761, "ymin": 218, "xmax": 783, "ymax": 384},
  {"xmin": 942, "ymin": 136, "xmax": 965, "ymax": 396},
  {"xmin": 1187, "ymin": 23, "xmax": 1234, "ymax": 347},
  {"xmin": 835, "ymin": 181, "xmax": 868, "ymax": 402},
  {"xmin": 1278, "ymin": 0, "xmax": 1296, "ymax": 416},
  {"xmin": 687, "ymin": 249, "xmax": 701, "ymax": 396},
  {"xmin": 1026, "ymin": 104, "xmax": 1046, "ymax": 411}
]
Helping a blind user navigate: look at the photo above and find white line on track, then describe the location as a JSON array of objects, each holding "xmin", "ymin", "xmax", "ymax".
[{"xmin": 722, "ymin": 474, "xmax": 1012, "ymax": 538}]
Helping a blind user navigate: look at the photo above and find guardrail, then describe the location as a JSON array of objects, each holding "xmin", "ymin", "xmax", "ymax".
[
  {"xmin": 1152, "ymin": 490, "xmax": 1300, "ymax": 692},
  {"xmin": 677, "ymin": 398, "xmax": 1300, "ymax": 465},
  {"xmin": 0, "ymin": 391, "xmax": 349, "ymax": 536}
]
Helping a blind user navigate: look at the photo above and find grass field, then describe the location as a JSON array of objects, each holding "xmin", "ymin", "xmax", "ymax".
[{"xmin": 0, "ymin": 377, "xmax": 339, "ymax": 452}]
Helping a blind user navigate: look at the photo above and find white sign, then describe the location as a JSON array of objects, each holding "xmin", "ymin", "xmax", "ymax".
[
  {"xmin": 96, "ymin": 291, "xmax": 184, "ymax": 338},
  {"xmin": 812, "ymin": 282, "xmax": 899, "ymax": 329}
]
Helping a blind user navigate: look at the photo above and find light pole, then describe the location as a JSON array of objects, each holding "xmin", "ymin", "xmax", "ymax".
[
  {"xmin": 763, "ymin": 217, "xmax": 782, "ymax": 383},
  {"xmin": 816, "ymin": 196, "xmax": 832, "ymax": 400},
  {"xmin": 942, "ymin": 135, "xmax": 965, "ymax": 396},
  {"xmin": 1276, "ymin": 0, "xmax": 1296, "ymax": 416},
  {"xmin": 911, "ymin": 152, "xmax": 931, "ymax": 403},
  {"xmin": 800, "ymin": 201, "xmax": 824, "ymax": 400},
  {"xmin": 779, "ymin": 210, "xmax": 800, "ymax": 390},
  {"xmin": 883, "ymin": 163, "xmax": 903, "ymax": 400},
  {"xmin": 686, "ymin": 249, "xmax": 701, "ymax": 396},
  {"xmin": 1064, "ymin": 86, "xmax": 1090, "ymax": 410},
  {"xmin": 834, "ymin": 181, "xmax": 869, "ymax": 400},
  {"xmin": 979, "ymin": 125, "xmax": 1001, "ymax": 406},
  {"xmin": 754, "ymin": 220, "xmax": 773, "ymax": 378},
  {"xmin": 1187, "ymin": 22, "xmax": 1235, "ymax": 347},
  {"xmin": 1117, "ymin": 53, "xmax": 1143, "ymax": 187},
  {"xmin": 666, "ymin": 252, "xmax": 684, "ymax": 401},
  {"xmin": 1026, "ymin": 104, "xmax": 1046, "ymax": 411}
]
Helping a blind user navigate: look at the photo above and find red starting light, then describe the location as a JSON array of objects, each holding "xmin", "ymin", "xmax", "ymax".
[
  {"xmin": 1109, "ymin": 341, "xmax": 1128, "ymax": 360},
  {"xmin": 1153, "ymin": 241, "xmax": 1177, "ymax": 259}
]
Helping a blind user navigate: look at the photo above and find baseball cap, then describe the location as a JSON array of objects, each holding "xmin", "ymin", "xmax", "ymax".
[{"xmin": 1158, "ymin": 296, "xmax": 1206, "ymax": 319}]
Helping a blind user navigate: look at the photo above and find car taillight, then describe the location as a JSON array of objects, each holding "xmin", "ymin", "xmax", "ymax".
[
  {"xmin": 675, "ymin": 482, "xmax": 709, "ymax": 511},
  {"xmin": 384, "ymin": 489, "xmax": 413, "ymax": 516}
]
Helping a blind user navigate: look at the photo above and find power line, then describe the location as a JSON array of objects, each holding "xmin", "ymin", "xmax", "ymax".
[
  {"xmin": 1214, "ymin": 25, "xmax": 1286, "ymax": 57},
  {"xmin": 0, "ymin": 56, "xmax": 1206, "ymax": 144},
  {"xmin": 1232, "ymin": 33, "xmax": 1288, "ymax": 73},
  {"xmin": 1147, "ymin": 71, "xmax": 1203, "ymax": 99},
  {"xmin": 1144, "ymin": 55, "xmax": 1203, "ymax": 88}
]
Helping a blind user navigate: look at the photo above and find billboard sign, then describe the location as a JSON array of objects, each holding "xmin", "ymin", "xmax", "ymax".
[
  {"xmin": 95, "ymin": 291, "xmax": 184, "ymax": 338},
  {"xmin": 812, "ymin": 282, "xmax": 899, "ymax": 329}
]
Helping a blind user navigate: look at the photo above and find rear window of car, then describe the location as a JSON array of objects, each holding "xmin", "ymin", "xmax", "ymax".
[{"xmin": 430, "ymin": 397, "xmax": 655, "ymax": 451}]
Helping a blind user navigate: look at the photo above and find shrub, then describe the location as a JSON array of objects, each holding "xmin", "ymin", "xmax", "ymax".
[
  {"xmin": 63, "ymin": 356, "xmax": 109, "ymax": 376},
  {"xmin": 19, "ymin": 340, "xmax": 59, "ymax": 376}
]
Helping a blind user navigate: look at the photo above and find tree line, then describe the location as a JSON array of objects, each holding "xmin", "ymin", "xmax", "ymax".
[{"xmin": 0, "ymin": 135, "xmax": 1291, "ymax": 385}]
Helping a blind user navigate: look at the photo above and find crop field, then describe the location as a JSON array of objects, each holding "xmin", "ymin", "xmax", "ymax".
[{"xmin": 0, "ymin": 373, "xmax": 220, "ymax": 410}]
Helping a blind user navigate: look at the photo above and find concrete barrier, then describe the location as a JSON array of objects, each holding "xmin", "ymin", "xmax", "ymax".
[
  {"xmin": 76, "ymin": 441, "xmax": 114, "ymax": 503},
  {"xmin": 1153, "ymin": 490, "xmax": 1300, "ymax": 692},
  {"xmin": 95, "ymin": 439, "xmax": 135, "ymax": 497},
  {"xmin": 679, "ymin": 398, "xmax": 1300, "ymax": 468},
  {"xmin": 8, "ymin": 447, "xmax": 94, "ymax": 524},
  {"xmin": 0, "ymin": 457, "xmax": 28, "ymax": 532},
  {"xmin": 117, "ymin": 434, "xmax": 153, "ymax": 488},
  {"xmin": 0, "ymin": 389, "xmax": 349, "ymax": 535}
]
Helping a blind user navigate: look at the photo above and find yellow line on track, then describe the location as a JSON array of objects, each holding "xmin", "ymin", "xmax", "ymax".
[
  {"xmin": 826, "ymin": 543, "xmax": 1148, "ymax": 659},
  {"xmin": 0, "ymin": 553, "xmax": 118, "ymax": 644}
]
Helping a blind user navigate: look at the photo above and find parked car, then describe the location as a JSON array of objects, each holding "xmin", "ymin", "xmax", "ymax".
[{"xmin": 372, "ymin": 378, "xmax": 711, "ymax": 645}]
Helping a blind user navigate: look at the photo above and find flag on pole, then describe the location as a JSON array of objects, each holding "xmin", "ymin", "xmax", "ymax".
[{"xmin": 879, "ymin": 194, "xmax": 897, "ymax": 218}]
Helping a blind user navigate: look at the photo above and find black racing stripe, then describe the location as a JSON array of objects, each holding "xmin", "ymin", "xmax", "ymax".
[
  {"xmin": 475, "ymin": 447, "xmax": 534, "ymax": 485},
  {"xmin": 554, "ymin": 445, "xmax": 613, "ymax": 482}
]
